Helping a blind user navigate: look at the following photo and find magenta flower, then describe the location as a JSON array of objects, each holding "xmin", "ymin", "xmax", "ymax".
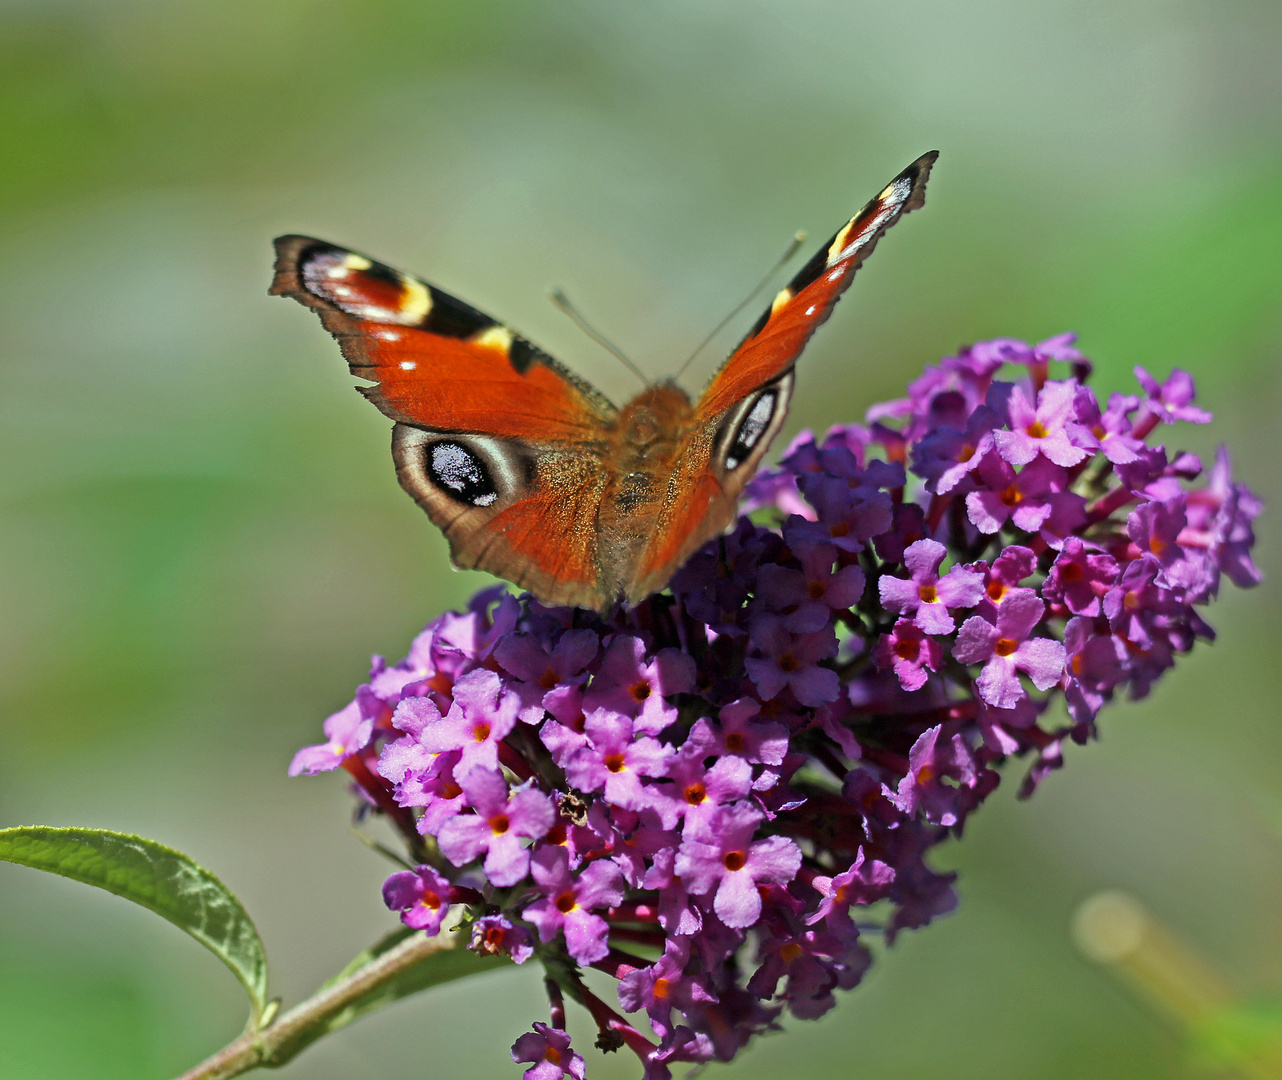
[
  {"xmin": 564, "ymin": 709, "xmax": 672, "ymax": 814},
  {"xmin": 618, "ymin": 938, "xmax": 715, "ymax": 1039},
  {"xmin": 437, "ymin": 768, "xmax": 554, "ymax": 886},
  {"xmin": 754, "ymin": 518, "xmax": 866, "ymax": 632},
  {"xmin": 1135, "ymin": 366, "xmax": 1212, "ymax": 425},
  {"xmin": 890, "ymin": 725, "xmax": 995, "ymax": 827},
  {"xmin": 911, "ymin": 403, "xmax": 1001, "ymax": 494},
  {"xmin": 472, "ymin": 913, "xmax": 534, "ymax": 964},
  {"xmin": 510, "ymin": 1023, "xmax": 585, "ymax": 1080},
  {"xmin": 496, "ymin": 628, "xmax": 599, "ymax": 723},
  {"xmin": 581, "ymin": 635, "xmax": 695, "ymax": 737},
  {"xmin": 382, "ymin": 864, "xmax": 453, "ymax": 935},
  {"xmin": 953, "ymin": 591, "xmax": 1067, "ymax": 709},
  {"xmin": 992, "ymin": 379, "xmax": 1096, "ymax": 467},
  {"xmin": 878, "ymin": 538, "xmax": 984, "ymax": 634},
  {"xmin": 288, "ymin": 695, "xmax": 374, "ymax": 775},
  {"xmin": 745, "ymin": 616, "xmax": 840, "ymax": 706},
  {"xmin": 874, "ymin": 619, "xmax": 943, "ymax": 691},
  {"xmin": 807, "ymin": 848, "xmax": 895, "ymax": 935},
  {"xmin": 1043, "ymin": 537, "xmax": 1118, "ymax": 616},
  {"xmin": 654, "ymin": 742, "xmax": 753, "ymax": 834},
  {"xmin": 408, "ymin": 668, "xmax": 519, "ymax": 773},
  {"xmin": 971, "ymin": 544, "xmax": 1037, "ymax": 614},
  {"xmin": 676, "ymin": 804, "xmax": 802, "ymax": 928},
  {"xmin": 690, "ymin": 697, "xmax": 788, "ymax": 766},
  {"xmin": 965, "ymin": 455, "xmax": 1071, "ymax": 535},
  {"xmin": 522, "ymin": 846, "xmax": 623, "ymax": 964}
]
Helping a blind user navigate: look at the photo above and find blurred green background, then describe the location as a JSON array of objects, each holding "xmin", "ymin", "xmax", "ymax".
[{"xmin": 1, "ymin": 1, "xmax": 1279, "ymax": 1077}]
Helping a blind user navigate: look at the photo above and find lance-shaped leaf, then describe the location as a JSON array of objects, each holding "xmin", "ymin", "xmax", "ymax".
[{"xmin": 0, "ymin": 825, "xmax": 270, "ymax": 1025}]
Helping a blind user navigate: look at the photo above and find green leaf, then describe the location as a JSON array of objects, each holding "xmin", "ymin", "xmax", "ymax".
[
  {"xmin": 271, "ymin": 928, "xmax": 508, "ymax": 1065},
  {"xmin": 0, "ymin": 825, "xmax": 270, "ymax": 1026}
]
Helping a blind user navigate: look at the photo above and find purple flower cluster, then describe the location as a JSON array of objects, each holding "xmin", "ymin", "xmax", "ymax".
[{"xmin": 291, "ymin": 335, "xmax": 1260, "ymax": 1079}]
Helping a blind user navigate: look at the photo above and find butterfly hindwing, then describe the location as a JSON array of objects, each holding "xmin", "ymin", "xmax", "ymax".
[{"xmin": 271, "ymin": 236, "xmax": 619, "ymax": 609}]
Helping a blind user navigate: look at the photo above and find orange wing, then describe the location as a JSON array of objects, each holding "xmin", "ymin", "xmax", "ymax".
[
  {"xmin": 271, "ymin": 236, "xmax": 615, "ymax": 441},
  {"xmin": 695, "ymin": 151, "xmax": 936, "ymax": 421},
  {"xmin": 271, "ymin": 236, "xmax": 619, "ymax": 609},
  {"xmin": 628, "ymin": 152, "xmax": 938, "ymax": 594}
]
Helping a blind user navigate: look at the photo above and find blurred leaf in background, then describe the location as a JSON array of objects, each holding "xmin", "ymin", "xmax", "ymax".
[{"xmin": 1, "ymin": 1, "xmax": 1279, "ymax": 1078}]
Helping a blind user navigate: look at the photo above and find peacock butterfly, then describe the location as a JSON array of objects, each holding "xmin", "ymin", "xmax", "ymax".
[{"xmin": 271, "ymin": 151, "xmax": 937, "ymax": 613}]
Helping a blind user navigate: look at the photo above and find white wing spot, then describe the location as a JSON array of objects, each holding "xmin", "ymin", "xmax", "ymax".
[
  {"xmin": 375, "ymin": 329, "xmax": 402, "ymax": 341},
  {"xmin": 805, "ymin": 305, "xmax": 816, "ymax": 316},
  {"xmin": 400, "ymin": 361, "xmax": 417, "ymax": 370}
]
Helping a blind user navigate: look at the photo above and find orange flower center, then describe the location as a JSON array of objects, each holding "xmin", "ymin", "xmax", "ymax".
[
  {"xmin": 1060, "ymin": 562, "xmax": 1083, "ymax": 582},
  {"xmin": 780, "ymin": 943, "xmax": 805, "ymax": 965},
  {"xmin": 724, "ymin": 732, "xmax": 745, "ymax": 753},
  {"xmin": 895, "ymin": 638, "xmax": 920, "ymax": 662},
  {"xmin": 918, "ymin": 584, "xmax": 938, "ymax": 604},
  {"xmin": 684, "ymin": 784, "xmax": 706, "ymax": 805},
  {"xmin": 987, "ymin": 581, "xmax": 1006, "ymax": 602},
  {"xmin": 630, "ymin": 681, "xmax": 652, "ymax": 702},
  {"xmin": 994, "ymin": 638, "xmax": 1018, "ymax": 656},
  {"xmin": 778, "ymin": 651, "xmax": 800, "ymax": 673},
  {"xmin": 555, "ymin": 891, "xmax": 577, "ymax": 913},
  {"xmin": 723, "ymin": 851, "xmax": 747, "ymax": 872},
  {"xmin": 490, "ymin": 814, "xmax": 510, "ymax": 835},
  {"xmin": 605, "ymin": 753, "xmax": 626, "ymax": 773},
  {"xmin": 1026, "ymin": 421, "xmax": 1048, "ymax": 439},
  {"xmin": 808, "ymin": 580, "xmax": 827, "ymax": 600},
  {"xmin": 472, "ymin": 723, "xmax": 491, "ymax": 743},
  {"xmin": 1000, "ymin": 484, "xmax": 1023, "ymax": 507},
  {"xmin": 544, "ymin": 1046, "xmax": 563, "ymax": 1066},
  {"xmin": 420, "ymin": 891, "xmax": 442, "ymax": 910},
  {"xmin": 652, "ymin": 977, "xmax": 672, "ymax": 1000}
]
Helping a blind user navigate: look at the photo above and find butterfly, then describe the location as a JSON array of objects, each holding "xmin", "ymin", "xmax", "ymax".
[{"xmin": 271, "ymin": 151, "xmax": 937, "ymax": 613}]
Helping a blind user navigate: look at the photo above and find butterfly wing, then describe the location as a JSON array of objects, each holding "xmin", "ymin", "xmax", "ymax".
[
  {"xmin": 625, "ymin": 151, "xmax": 937, "ymax": 600},
  {"xmin": 271, "ymin": 236, "xmax": 620, "ymax": 610}
]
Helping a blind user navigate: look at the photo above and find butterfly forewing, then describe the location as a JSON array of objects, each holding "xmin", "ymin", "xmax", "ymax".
[
  {"xmin": 695, "ymin": 151, "xmax": 936, "ymax": 421},
  {"xmin": 271, "ymin": 236, "xmax": 617, "ymax": 441}
]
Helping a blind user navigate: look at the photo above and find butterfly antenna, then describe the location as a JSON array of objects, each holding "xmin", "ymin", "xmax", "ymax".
[
  {"xmin": 549, "ymin": 288, "xmax": 649, "ymax": 386},
  {"xmin": 673, "ymin": 230, "xmax": 806, "ymax": 382}
]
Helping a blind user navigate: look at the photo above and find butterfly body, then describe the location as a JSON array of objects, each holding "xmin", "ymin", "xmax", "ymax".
[{"xmin": 272, "ymin": 152, "xmax": 936, "ymax": 612}]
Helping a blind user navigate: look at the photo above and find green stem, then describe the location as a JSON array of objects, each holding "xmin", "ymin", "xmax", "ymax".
[{"xmin": 173, "ymin": 931, "xmax": 458, "ymax": 1080}]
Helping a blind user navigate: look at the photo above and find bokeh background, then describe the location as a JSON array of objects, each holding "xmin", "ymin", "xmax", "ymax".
[{"xmin": 2, "ymin": 2, "xmax": 1280, "ymax": 1078}]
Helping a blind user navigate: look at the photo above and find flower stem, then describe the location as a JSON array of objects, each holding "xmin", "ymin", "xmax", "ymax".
[{"xmin": 172, "ymin": 931, "xmax": 459, "ymax": 1080}]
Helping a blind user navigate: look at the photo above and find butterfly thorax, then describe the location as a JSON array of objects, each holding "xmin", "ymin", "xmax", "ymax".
[{"xmin": 610, "ymin": 380, "xmax": 695, "ymax": 471}]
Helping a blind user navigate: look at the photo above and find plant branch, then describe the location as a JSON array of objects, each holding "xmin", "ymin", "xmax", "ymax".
[{"xmin": 173, "ymin": 931, "xmax": 459, "ymax": 1080}]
